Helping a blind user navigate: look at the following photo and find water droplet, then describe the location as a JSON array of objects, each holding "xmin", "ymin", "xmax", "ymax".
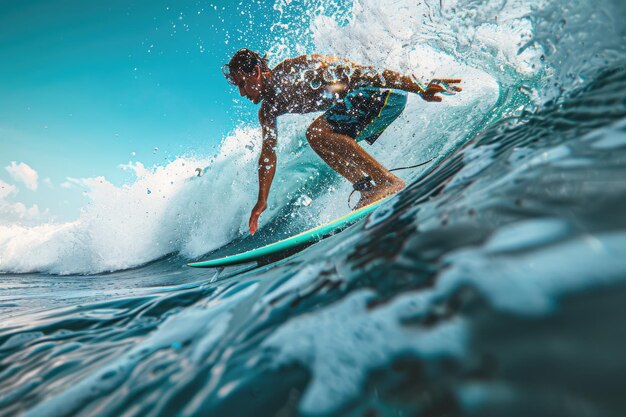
[
  {"xmin": 323, "ymin": 67, "xmax": 338, "ymax": 82},
  {"xmin": 294, "ymin": 195, "xmax": 312, "ymax": 207},
  {"xmin": 310, "ymin": 78, "xmax": 322, "ymax": 89},
  {"xmin": 363, "ymin": 68, "xmax": 377, "ymax": 78},
  {"xmin": 518, "ymin": 84, "xmax": 532, "ymax": 95}
]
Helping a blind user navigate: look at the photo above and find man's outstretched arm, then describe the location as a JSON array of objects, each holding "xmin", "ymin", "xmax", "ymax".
[
  {"xmin": 249, "ymin": 105, "xmax": 278, "ymax": 234},
  {"xmin": 348, "ymin": 64, "xmax": 462, "ymax": 102}
]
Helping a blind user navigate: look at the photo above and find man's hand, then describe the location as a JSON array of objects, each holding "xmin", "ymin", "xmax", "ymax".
[
  {"xmin": 249, "ymin": 200, "xmax": 267, "ymax": 235},
  {"xmin": 419, "ymin": 78, "xmax": 462, "ymax": 102}
]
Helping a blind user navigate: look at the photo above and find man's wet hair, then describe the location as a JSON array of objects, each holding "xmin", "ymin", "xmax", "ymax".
[{"xmin": 226, "ymin": 48, "xmax": 270, "ymax": 75}]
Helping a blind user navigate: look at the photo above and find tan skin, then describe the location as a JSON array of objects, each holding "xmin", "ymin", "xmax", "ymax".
[{"xmin": 229, "ymin": 54, "xmax": 462, "ymax": 234}]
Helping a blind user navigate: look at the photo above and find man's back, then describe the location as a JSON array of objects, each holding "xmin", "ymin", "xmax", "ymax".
[{"xmin": 262, "ymin": 54, "xmax": 363, "ymax": 117}]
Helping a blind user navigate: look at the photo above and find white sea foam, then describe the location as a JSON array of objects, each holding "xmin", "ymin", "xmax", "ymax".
[{"xmin": 0, "ymin": 124, "xmax": 318, "ymax": 274}]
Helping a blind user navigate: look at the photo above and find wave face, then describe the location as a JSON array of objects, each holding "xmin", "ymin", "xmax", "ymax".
[
  {"xmin": 1, "ymin": 0, "xmax": 623, "ymax": 275},
  {"xmin": 2, "ymin": 0, "xmax": 626, "ymax": 416}
]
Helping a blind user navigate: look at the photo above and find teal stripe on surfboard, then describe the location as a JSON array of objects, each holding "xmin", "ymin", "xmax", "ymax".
[{"xmin": 187, "ymin": 197, "xmax": 388, "ymax": 268}]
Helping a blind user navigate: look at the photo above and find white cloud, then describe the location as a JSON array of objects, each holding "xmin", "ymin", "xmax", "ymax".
[
  {"xmin": 0, "ymin": 168, "xmax": 54, "ymax": 225},
  {"xmin": 0, "ymin": 179, "xmax": 18, "ymax": 199},
  {"xmin": 44, "ymin": 178, "xmax": 53, "ymax": 188},
  {"xmin": 62, "ymin": 176, "xmax": 110, "ymax": 189},
  {"xmin": 0, "ymin": 175, "xmax": 51, "ymax": 225},
  {"xmin": 0, "ymin": 200, "xmax": 48, "ymax": 225},
  {"xmin": 5, "ymin": 161, "xmax": 39, "ymax": 191}
]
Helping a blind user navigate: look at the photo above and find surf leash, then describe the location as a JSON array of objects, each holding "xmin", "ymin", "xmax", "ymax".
[
  {"xmin": 348, "ymin": 158, "xmax": 434, "ymax": 209},
  {"xmin": 388, "ymin": 158, "xmax": 434, "ymax": 173}
]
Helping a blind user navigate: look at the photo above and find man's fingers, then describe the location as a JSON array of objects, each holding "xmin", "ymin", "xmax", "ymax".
[
  {"xmin": 249, "ymin": 215, "xmax": 258, "ymax": 235},
  {"xmin": 428, "ymin": 78, "xmax": 463, "ymax": 92},
  {"xmin": 435, "ymin": 78, "xmax": 462, "ymax": 84},
  {"xmin": 427, "ymin": 84, "xmax": 444, "ymax": 92},
  {"xmin": 422, "ymin": 94, "xmax": 442, "ymax": 102},
  {"xmin": 424, "ymin": 88, "xmax": 443, "ymax": 97}
]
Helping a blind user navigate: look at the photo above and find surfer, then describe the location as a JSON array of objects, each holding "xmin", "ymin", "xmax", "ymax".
[{"xmin": 222, "ymin": 49, "xmax": 461, "ymax": 234}]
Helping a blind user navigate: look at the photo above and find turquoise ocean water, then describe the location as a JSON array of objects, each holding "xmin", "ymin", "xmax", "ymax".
[{"xmin": 2, "ymin": 0, "xmax": 626, "ymax": 415}]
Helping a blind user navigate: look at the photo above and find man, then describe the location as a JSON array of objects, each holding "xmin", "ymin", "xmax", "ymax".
[{"xmin": 222, "ymin": 48, "xmax": 461, "ymax": 234}]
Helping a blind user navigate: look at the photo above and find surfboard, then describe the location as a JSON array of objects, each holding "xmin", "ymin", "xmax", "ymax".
[{"xmin": 187, "ymin": 197, "xmax": 389, "ymax": 268}]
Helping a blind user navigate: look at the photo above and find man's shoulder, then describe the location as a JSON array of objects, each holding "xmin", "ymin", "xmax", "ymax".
[{"xmin": 274, "ymin": 54, "xmax": 327, "ymax": 69}]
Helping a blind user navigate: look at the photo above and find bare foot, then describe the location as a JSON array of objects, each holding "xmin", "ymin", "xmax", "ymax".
[{"xmin": 354, "ymin": 178, "xmax": 405, "ymax": 210}]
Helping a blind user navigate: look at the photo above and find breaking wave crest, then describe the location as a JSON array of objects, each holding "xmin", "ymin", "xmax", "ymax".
[{"xmin": 1, "ymin": 0, "xmax": 624, "ymax": 274}]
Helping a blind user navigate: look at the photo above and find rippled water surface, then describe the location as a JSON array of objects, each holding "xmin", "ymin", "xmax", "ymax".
[{"xmin": 2, "ymin": 0, "xmax": 626, "ymax": 416}]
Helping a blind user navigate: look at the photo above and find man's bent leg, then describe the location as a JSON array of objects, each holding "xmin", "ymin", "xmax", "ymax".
[{"xmin": 306, "ymin": 116, "xmax": 404, "ymax": 208}]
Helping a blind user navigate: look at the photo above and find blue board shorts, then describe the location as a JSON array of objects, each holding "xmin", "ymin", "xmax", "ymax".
[{"xmin": 322, "ymin": 87, "xmax": 408, "ymax": 145}]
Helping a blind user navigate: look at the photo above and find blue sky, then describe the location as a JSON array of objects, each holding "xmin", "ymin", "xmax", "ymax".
[{"xmin": 0, "ymin": 0, "xmax": 279, "ymax": 221}]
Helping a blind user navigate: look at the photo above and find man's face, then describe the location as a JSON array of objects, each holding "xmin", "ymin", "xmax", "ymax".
[{"xmin": 231, "ymin": 68, "xmax": 263, "ymax": 104}]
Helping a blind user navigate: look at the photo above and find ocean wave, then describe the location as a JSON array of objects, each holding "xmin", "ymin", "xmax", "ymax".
[{"xmin": 2, "ymin": 0, "xmax": 623, "ymax": 275}]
